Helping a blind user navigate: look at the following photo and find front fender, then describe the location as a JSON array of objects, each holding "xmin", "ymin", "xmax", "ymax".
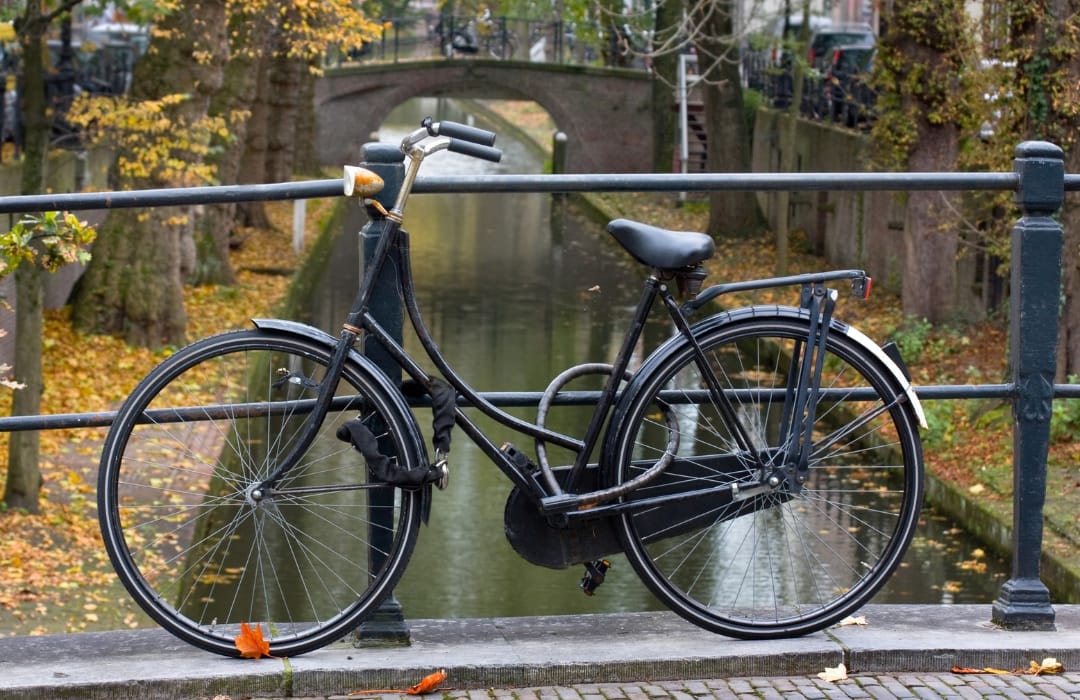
[{"xmin": 250, "ymin": 318, "xmax": 435, "ymax": 520}]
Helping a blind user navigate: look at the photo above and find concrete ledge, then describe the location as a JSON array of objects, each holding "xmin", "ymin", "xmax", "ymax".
[{"xmin": 1, "ymin": 605, "xmax": 1079, "ymax": 699}]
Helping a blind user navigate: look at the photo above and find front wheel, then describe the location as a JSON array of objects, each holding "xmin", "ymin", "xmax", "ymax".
[
  {"xmin": 605, "ymin": 313, "xmax": 923, "ymax": 638},
  {"xmin": 98, "ymin": 329, "xmax": 426, "ymax": 657}
]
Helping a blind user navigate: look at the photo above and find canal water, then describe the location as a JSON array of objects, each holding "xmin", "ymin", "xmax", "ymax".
[{"xmin": 309, "ymin": 98, "xmax": 1011, "ymax": 621}]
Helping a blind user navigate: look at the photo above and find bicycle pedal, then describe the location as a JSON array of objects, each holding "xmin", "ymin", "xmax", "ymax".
[
  {"xmin": 500, "ymin": 443, "xmax": 538, "ymax": 474},
  {"xmin": 579, "ymin": 559, "xmax": 611, "ymax": 596}
]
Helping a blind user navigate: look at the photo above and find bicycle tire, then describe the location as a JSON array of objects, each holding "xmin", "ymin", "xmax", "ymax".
[
  {"xmin": 98, "ymin": 329, "xmax": 426, "ymax": 657},
  {"xmin": 605, "ymin": 309, "xmax": 923, "ymax": 638}
]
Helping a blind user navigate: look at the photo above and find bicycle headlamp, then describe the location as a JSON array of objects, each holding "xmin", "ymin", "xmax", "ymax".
[{"xmin": 343, "ymin": 165, "xmax": 385, "ymax": 198}]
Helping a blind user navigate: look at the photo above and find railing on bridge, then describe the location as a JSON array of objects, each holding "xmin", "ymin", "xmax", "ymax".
[
  {"xmin": 332, "ymin": 14, "xmax": 642, "ymax": 68},
  {"xmin": 0, "ymin": 144, "xmax": 1076, "ymax": 632}
]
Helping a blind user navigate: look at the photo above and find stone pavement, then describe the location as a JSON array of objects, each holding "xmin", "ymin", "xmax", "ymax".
[
  {"xmin": 300, "ymin": 672, "xmax": 1080, "ymax": 700},
  {"xmin": 2, "ymin": 605, "xmax": 1079, "ymax": 699}
]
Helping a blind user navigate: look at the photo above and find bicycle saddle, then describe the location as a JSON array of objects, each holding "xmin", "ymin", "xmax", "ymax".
[{"xmin": 607, "ymin": 218, "xmax": 715, "ymax": 270}]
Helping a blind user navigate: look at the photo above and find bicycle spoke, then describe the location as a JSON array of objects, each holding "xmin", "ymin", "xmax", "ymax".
[
  {"xmin": 612, "ymin": 315, "xmax": 922, "ymax": 638},
  {"xmin": 99, "ymin": 331, "xmax": 422, "ymax": 656}
]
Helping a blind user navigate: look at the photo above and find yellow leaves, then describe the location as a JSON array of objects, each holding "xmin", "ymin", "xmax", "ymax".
[
  {"xmin": 1029, "ymin": 657, "xmax": 1065, "ymax": 675},
  {"xmin": 66, "ymin": 94, "xmax": 226, "ymax": 188},
  {"xmin": 0, "ymin": 212, "xmax": 96, "ymax": 278},
  {"xmin": 0, "ymin": 197, "xmax": 330, "ymax": 639},
  {"xmin": 952, "ymin": 658, "xmax": 1065, "ymax": 675}
]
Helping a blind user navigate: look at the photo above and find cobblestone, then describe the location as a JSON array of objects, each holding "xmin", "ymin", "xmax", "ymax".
[{"xmin": 295, "ymin": 673, "xmax": 1080, "ymax": 700}]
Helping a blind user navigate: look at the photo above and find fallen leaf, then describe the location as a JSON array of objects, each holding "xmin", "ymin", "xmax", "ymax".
[
  {"xmin": 349, "ymin": 669, "xmax": 448, "ymax": 696},
  {"xmin": 951, "ymin": 666, "xmax": 1010, "ymax": 675},
  {"xmin": 818, "ymin": 663, "xmax": 847, "ymax": 682},
  {"xmin": 838, "ymin": 615, "xmax": 867, "ymax": 626},
  {"xmin": 234, "ymin": 622, "xmax": 272, "ymax": 659},
  {"xmin": 1028, "ymin": 657, "xmax": 1064, "ymax": 675},
  {"xmin": 407, "ymin": 668, "xmax": 448, "ymax": 694}
]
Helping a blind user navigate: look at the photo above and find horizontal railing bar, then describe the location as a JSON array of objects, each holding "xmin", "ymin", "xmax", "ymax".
[
  {"xmin": 0, "ymin": 172, "xmax": 1026, "ymax": 215},
  {"xmin": 11, "ymin": 382, "xmax": 1079, "ymax": 433}
]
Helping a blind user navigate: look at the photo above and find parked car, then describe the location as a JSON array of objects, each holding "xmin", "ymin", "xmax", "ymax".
[
  {"xmin": 808, "ymin": 23, "xmax": 874, "ymax": 72},
  {"xmin": 745, "ymin": 13, "xmax": 830, "ymax": 103},
  {"xmin": 823, "ymin": 45, "xmax": 876, "ymax": 126}
]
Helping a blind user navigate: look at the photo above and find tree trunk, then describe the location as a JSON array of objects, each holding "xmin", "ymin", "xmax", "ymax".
[
  {"xmin": 691, "ymin": 0, "xmax": 763, "ymax": 238},
  {"xmin": 4, "ymin": 2, "xmax": 51, "ymax": 513},
  {"xmin": 1061, "ymin": 155, "xmax": 1080, "ymax": 380},
  {"xmin": 775, "ymin": 0, "xmax": 813, "ymax": 275},
  {"xmin": 5, "ymin": 263, "xmax": 44, "ymax": 512},
  {"xmin": 265, "ymin": 50, "xmax": 305, "ymax": 183},
  {"xmin": 903, "ymin": 131, "xmax": 960, "ymax": 322},
  {"xmin": 876, "ymin": 0, "xmax": 969, "ymax": 323},
  {"xmin": 650, "ymin": 0, "xmax": 679, "ymax": 172},
  {"xmin": 237, "ymin": 51, "xmax": 273, "ymax": 229},
  {"xmin": 71, "ymin": 0, "xmax": 228, "ymax": 347},
  {"xmin": 1020, "ymin": 0, "xmax": 1080, "ymax": 379},
  {"xmin": 293, "ymin": 61, "xmax": 320, "ymax": 177},
  {"xmin": 196, "ymin": 7, "xmax": 276, "ymax": 283}
]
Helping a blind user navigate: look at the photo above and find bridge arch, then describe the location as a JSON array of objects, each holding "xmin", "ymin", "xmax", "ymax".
[{"xmin": 315, "ymin": 60, "xmax": 654, "ymax": 172}]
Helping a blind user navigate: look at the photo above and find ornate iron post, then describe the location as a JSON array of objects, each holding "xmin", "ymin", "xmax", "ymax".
[
  {"xmin": 354, "ymin": 142, "xmax": 411, "ymax": 645},
  {"xmin": 991, "ymin": 141, "xmax": 1063, "ymax": 630}
]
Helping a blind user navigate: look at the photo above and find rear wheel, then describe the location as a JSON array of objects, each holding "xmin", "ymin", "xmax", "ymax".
[
  {"xmin": 607, "ymin": 314, "xmax": 923, "ymax": 638},
  {"xmin": 98, "ymin": 330, "xmax": 425, "ymax": 656}
]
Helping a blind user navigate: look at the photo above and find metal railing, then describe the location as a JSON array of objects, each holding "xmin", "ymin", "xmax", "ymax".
[
  {"xmin": 0, "ymin": 142, "xmax": 1076, "ymax": 631},
  {"xmin": 333, "ymin": 14, "xmax": 635, "ymax": 68}
]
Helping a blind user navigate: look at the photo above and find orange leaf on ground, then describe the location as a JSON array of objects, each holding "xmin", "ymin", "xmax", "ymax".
[
  {"xmin": 407, "ymin": 668, "xmax": 447, "ymax": 695},
  {"xmin": 234, "ymin": 622, "xmax": 272, "ymax": 659},
  {"xmin": 348, "ymin": 669, "xmax": 448, "ymax": 696}
]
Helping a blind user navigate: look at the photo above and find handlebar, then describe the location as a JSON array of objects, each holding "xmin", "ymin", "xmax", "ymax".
[
  {"xmin": 345, "ymin": 118, "xmax": 504, "ymax": 210},
  {"xmin": 447, "ymin": 138, "xmax": 503, "ymax": 162},
  {"xmin": 422, "ymin": 117, "xmax": 497, "ymax": 147}
]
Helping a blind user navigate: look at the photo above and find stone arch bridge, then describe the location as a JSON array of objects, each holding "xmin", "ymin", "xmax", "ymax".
[{"xmin": 315, "ymin": 60, "xmax": 654, "ymax": 172}]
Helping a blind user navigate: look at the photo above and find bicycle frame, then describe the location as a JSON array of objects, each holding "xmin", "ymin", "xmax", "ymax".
[{"xmin": 257, "ymin": 120, "xmax": 877, "ymax": 521}]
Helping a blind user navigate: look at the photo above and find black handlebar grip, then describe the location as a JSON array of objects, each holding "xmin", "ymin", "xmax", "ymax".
[
  {"xmin": 448, "ymin": 138, "xmax": 503, "ymax": 162},
  {"xmin": 437, "ymin": 120, "xmax": 497, "ymax": 147}
]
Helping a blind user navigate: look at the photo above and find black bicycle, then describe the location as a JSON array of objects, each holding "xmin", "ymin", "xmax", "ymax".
[{"xmin": 97, "ymin": 118, "xmax": 926, "ymax": 657}]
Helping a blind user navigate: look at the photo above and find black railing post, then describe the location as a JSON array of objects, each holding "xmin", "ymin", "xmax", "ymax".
[
  {"xmin": 353, "ymin": 142, "xmax": 411, "ymax": 646},
  {"xmin": 991, "ymin": 140, "xmax": 1063, "ymax": 631}
]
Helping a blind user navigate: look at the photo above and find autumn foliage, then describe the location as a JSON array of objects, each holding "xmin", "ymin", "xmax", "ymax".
[{"xmin": 234, "ymin": 622, "xmax": 272, "ymax": 659}]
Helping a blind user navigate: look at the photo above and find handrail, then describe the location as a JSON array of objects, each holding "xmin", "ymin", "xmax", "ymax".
[
  {"xmin": 0, "ymin": 144, "xmax": 1072, "ymax": 632},
  {"xmin": 0, "ymin": 171, "xmax": 1035, "ymax": 215}
]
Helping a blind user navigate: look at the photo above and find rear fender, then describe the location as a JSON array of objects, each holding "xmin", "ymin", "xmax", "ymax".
[{"xmin": 614, "ymin": 305, "xmax": 927, "ymax": 436}]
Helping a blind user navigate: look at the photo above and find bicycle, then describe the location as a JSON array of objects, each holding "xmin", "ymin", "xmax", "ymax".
[{"xmin": 97, "ymin": 118, "xmax": 927, "ymax": 658}]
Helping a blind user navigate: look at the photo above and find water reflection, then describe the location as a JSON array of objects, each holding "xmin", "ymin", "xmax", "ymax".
[{"xmin": 309, "ymin": 98, "xmax": 1009, "ymax": 620}]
